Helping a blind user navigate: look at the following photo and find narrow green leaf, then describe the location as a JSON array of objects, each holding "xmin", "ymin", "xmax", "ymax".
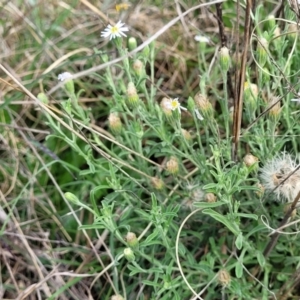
[
  {"xmin": 202, "ymin": 209, "xmax": 240, "ymax": 236},
  {"xmin": 235, "ymin": 261, "xmax": 243, "ymax": 278},
  {"xmin": 235, "ymin": 232, "xmax": 243, "ymax": 250},
  {"xmin": 193, "ymin": 201, "xmax": 225, "ymax": 209},
  {"xmin": 256, "ymin": 251, "xmax": 266, "ymax": 267}
]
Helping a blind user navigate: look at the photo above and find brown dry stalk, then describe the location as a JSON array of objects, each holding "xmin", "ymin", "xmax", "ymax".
[{"xmin": 232, "ymin": 0, "xmax": 252, "ymax": 161}]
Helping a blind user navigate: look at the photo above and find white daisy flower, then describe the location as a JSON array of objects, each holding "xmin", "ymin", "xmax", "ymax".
[
  {"xmin": 101, "ymin": 20, "xmax": 129, "ymax": 40},
  {"xmin": 165, "ymin": 98, "xmax": 187, "ymax": 112},
  {"xmin": 260, "ymin": 153, "xmax": 300, "ymax": 202},
  {"xmin": 194, "ymin": 35, "xmax": 210, "ymax": 43},
  {"xmin": 58, "ymin": 72, "xmax": 73, "ymax": 82}
]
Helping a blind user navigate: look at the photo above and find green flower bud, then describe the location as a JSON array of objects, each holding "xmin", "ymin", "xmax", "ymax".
[
  {"xmin": 64, "ymin": 192, "xmax": 80, "ymax": 204},
  {"xmin": 126, "ymin": 232, "xmax": 139, "ymax": 249},
  {"xmin": 108, "ymin": 113, "xmax": 122, "ymax": 136},
  {"xmin": 132, "ymin": 59, "xmax": 143, "ymax": 76},
  {"xmin": 128, "ymin": 37, "xmax": 137, "ymax": 51},
  {"xmin": 126, "ymin": 82, "xmax": 139, "ymax": 108},
  {"xmin": 124, "ymin": 247, "xmax": 135, "ymax": 262},
  {"xmin": 219, "ymin": 46, "xmax": 230, "ymax": 73},
  {"xmin": 37, "ymin": 93, "xmax": 49, "ymax": 104},
  {"xmin": 267, "ymin": 15, "xmax": 276, "ymax": 30},
  {"xmin": 257, "ymin": 37, "xmax": 268, "ymax": 67},
  {"xmin": 244, "ymin": 82, "xmax": 258, "ymax": 115}
]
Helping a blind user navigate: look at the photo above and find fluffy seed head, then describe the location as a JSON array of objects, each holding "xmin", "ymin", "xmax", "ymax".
[{"xmin": 260, "ymin": 153, "xmax": 300, "ymax": 202}]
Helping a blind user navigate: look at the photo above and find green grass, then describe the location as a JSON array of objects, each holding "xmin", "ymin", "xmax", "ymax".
[{"xmin": 2, "ymin": 1, "xmax": 300, "ymax": 299}]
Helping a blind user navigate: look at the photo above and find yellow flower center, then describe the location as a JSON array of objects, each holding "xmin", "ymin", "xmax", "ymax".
[
  {"xmin": 111, "ymin": 26, "xmax": 118, "ymax": 33},
  {"xmin": 170, "ymin": 100, "xmax": 179, "ymax": 109}
]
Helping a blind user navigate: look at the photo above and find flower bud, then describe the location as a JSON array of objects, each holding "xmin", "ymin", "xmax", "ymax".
[
  {"xmin": 268, "ymin": 96, "xmax": 281, "ymax": 121},
  {"xmin": 124, "ymin": 247, "xmax": 135, "ymax": 262},
  {"xmin": 58, "ymin": 72, "xmax": 74, "ymax": 94},
  {"xmin": 181, "ymin": 129, "xmax": 192, "ymax": 142},
  {"xmin": 219, "ymin": 46, "xmax": 230, "ymax": 73},
  {"xmin": 284, "ymin": 204, "xmax": 297, "ymax": 219},
  {"xmin": 151, "ymin": 177, "xmax": 165, "ymax": 190},
  {"xmin": 128, "ymin": 37, "xmax": 137, "ymax": 51},
  {"xmin": 218, "ymin": 269, "xmax": 231, "ymax": 287},
  {"xmin": 244, "ymin": 82, "xmax": 258, "ymax": 115},
  {"xmin": 166, "ymin": 157, "xmax": 179, "ymax": 175},
  {"xmin": 194, "ymin": 93, "xmax": 213, "ymax": 118},
  {"xmin": 287, "ymin": 23, "xmax": 299, "ymax": 41},
  {"xmin": 126, "ymin": 82, "xmax": 139, "ymax": 108},
  {"xmin": 257, "ymin": 37, "xmax": 268, "ymax": 67},
  {"xmin": 126, "ymin": 232, "xmax": 139, "ymax": 249},
  {"xmin": 64, "ymin": 192, "xmax": 80, "ymax": 204},
  {"xmin": 205, "ymin": 193, "xmax": 216, "ymax": 203},
  {"xmin": 255, "ymin": 182, "xmax": 265, "ymax": 197},
  {"xmin": 243, "ymin": 153, "xmax": 259, "ymax": 167},
  {"xmin": 37, "ymin": 93, "xmax": 49, "ymax": 104},
  {"xmin": 267, "ymin": 15, "xmax": 276, "ymax": 30},
  {"xmin": 132, "ymin": 59, "xmax": 143, "ymax": 76},
  {"xmin": 108, "ymin": 113, "xmax": 122, "ymax": 135}
]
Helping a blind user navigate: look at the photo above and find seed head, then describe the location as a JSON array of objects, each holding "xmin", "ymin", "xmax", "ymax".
[
  {"xmin": 243, "ymin": 153, "xmax": 259, "ymax": 168},
  {"xmin": 205, "ymin": 192, "xmax": 216, "ymax": 203},
  {"xmin": 260, "ymin": 153, "xmax": 300, "ymax": 202},
  {"xmin": 218, "ymin": 269, "xmax": 231, "ymax": 287}
]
